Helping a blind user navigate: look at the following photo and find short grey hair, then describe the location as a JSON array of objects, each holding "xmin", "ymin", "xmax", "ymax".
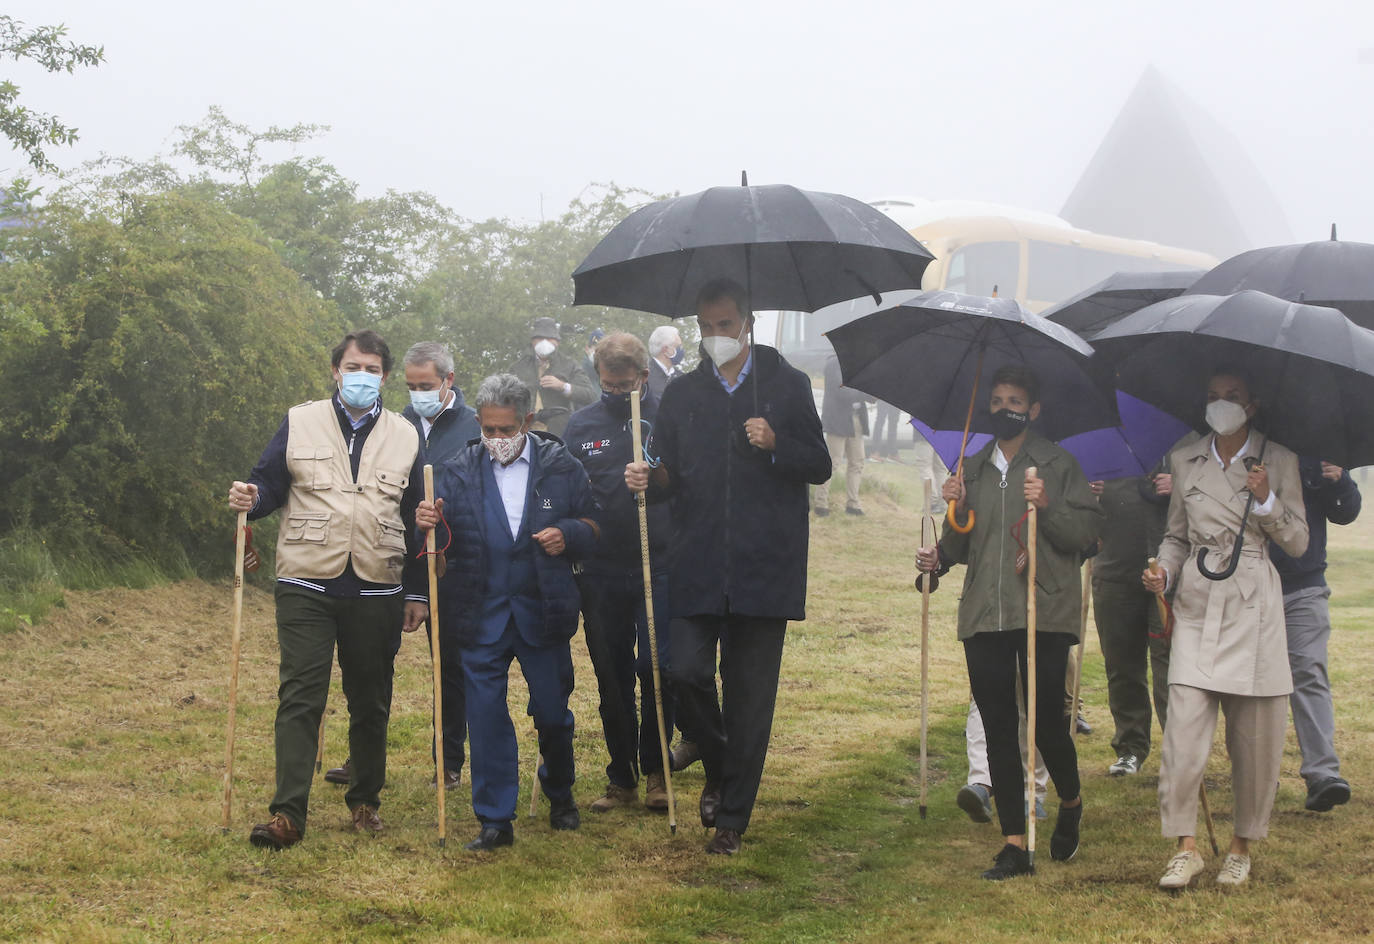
[
  {"xmin": 475, "ymin": 372, "xmax": 533, "ymax": 417},
  {"xmin": 647, "ymin": 324, "xmax": 681, "ymax": 357},
  {"xmin": 403, "ymin": 341, "xmax": 454, "ymax": 378}
]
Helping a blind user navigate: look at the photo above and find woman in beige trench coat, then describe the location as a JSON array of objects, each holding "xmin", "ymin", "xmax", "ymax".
[{"xmin": 1144, "ymin": 369, "xmax": 1308, "ymax": 889}]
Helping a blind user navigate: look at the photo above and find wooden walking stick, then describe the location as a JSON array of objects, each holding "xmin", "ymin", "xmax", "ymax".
[
  {"xmin": 918, "ymin": 478, "xmax": 934, "ymax": 820},
  {"xmin": 221, "ymin": 510, "xmax": 248, "ymax": 832},
  {"xmin": 424, "ymin": 464, "xmax": 447, "ymax": 847},
  {"xmin": 1148, "ymin": 557, "xmax": 1218, "ymax": 856},
  {"xmin": 1070, "ymin": 558, "xmax": 1092, "ymax": 739},
  {"xmin": 1024, "ymin": 467, "xmax": 1038, "ymax": 863},
  {"xmin": 631, "ymin": 387, "xmax": 677, "ymax": 834},
  {"xmin": 315, "ymin": 712, "xmax": 326, "ymax": 773}
]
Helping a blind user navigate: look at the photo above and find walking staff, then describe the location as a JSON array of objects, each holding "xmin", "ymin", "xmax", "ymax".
[
  {"xmin": 221, "ymin": 511, "xmax": 248, "ymax": 832},
  {"xmin": 1024, "ymin": 467, "xmax": 1039, "ymax": 864},
  {"xmin": 919, "ymin": 480, "xmax": 935, "ymax": 820},
  {"xmin": 1070, "ymin": 559, "xmax": 1091, "ymax": 740},
  {"xmin": 423, "ymin": 464, "xmax": 447, "ymax": 847}
]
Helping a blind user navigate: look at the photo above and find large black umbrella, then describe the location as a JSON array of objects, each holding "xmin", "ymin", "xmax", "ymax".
[
  {"xmin": 572, "ymin": 181, "xmax": 934, "ymax": 317},
  {"xmin": 1042, "ymin": 268, "xmax": 1203, "ymax": 338},
  {"xmin": 1091, "ymin": 290, "xmax": 1374, "ymax": 468},
  {"xmin": 1184, "ymin": 227, "xmax": 1374, "ymax": 329},
  {"xmin": 827, "ymin": 290, "xmax": 1118, "ymax": 442}
]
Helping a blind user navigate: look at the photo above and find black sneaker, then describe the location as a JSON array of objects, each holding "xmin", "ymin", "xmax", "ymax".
[
  {"xmin": 549, "ymin": 799, "xmax": 581, "ymax": 831},
  {"xmin": 1305, "ymin": 777, "xmax": 1351, "ymax": 812},
  {"xmin": 1050, "ymin": 801, "xmax": 1082, "ymax": 861},
  {"xmin": 982, "ymin": 843, "xmax": 1034, "ymax": 880}
]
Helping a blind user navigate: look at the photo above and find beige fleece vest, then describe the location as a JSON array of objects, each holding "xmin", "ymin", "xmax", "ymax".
[{"xmin": 275, "ymin": 399, "xmax": 420, "ymax": 584}]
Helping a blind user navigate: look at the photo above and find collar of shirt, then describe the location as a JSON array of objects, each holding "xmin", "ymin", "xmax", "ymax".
[
  {"xmin": 711, "ymin": 349, "xmax": 754, "ymax": 394},
  {"xmin": 489, "ymin": 435, "xmax": 532, "ymax": 538},
  {"xmin": 333, "ymin": 392, "xmax": 381, "ymax": 431},
  {"xmin": 992, "ymin": 443, "xmax": 1011, "ymax": 475},
  {"xmin": 1209, "ymin": 430, "xmax": 1259, "ymax": 468}
]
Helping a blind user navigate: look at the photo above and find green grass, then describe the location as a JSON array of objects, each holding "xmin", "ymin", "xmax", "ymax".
[{"xmin": 1, "ymin": 462, "xmax": 1373, "ymax": 941}]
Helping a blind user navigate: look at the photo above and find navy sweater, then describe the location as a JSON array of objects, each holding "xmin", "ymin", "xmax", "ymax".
[{"xmin": 1271, "ymin": 457, "xmax": 1361, "ymax": 594}]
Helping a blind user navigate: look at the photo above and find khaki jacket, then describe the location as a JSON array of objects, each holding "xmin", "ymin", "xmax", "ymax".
[
  {"xmin": 1155, "ymin": 433, "xmax": 1308, "ymax": 697},
  {"xmin": 275, "ymin": 399, "xmax": 420, "ymax": 585},
  {"xmin": 939, "ymin": 431, "xmax": 1102, "ymax": 642}
]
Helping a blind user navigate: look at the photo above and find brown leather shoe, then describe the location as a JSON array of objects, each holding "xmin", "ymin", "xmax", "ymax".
[
  {"xmin": 644, "ymin": 771, "xmax": 669, "ymax": 812},
  {"xmin": 249, "ymin": 812, "xmax": 301, "ymax": 850},
  {"xmin": 670, "ymin": 741, "xmax": 701, "ymax": 772},
  {"xmin": 699, "ymin": 783, "xmax": 722, "ymax": 828},
  {"xmin": 351, "ymin": 804, "xmax": 383, "ymax": 835},
  {"xmin": 706, "ymin": 827, "xmax": 741, "ymax": 855},
  {"xmin": 324, "ymin": 759, "xmax": 351, "ymax": 785}
]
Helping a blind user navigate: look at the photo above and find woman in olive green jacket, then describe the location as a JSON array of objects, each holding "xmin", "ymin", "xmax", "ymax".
[{"xmin": 917, "ymin": 365, "xmax": 1102, "ymax": 879}]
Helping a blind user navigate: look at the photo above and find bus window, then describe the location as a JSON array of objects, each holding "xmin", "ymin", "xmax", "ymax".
[
  {"xmin": 1027, "ymin": 241, "xmax": 1194, "ymax": 302},
  {"xmin": 944, "ymin": 241, "xmax": 1019, "ymax": 297}
]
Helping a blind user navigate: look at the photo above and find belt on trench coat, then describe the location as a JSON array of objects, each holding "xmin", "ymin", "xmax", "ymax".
[{"xmin": 1191, "ymin": 541, "xmax": 1268, "ymax": 677}]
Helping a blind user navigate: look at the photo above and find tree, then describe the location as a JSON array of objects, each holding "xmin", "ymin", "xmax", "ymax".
[
  {"xmin": 0, "ymin": 191, "xmax": 344, "ymax": 569},
  {"xmin": 0, "ymin": 16, "xmax": 102, "ymax": 176}
]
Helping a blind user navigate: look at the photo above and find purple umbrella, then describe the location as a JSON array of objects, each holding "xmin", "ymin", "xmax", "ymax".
[{"xmin": 912, "ymin": 391, "xmax": 1192, "ymax": 481}]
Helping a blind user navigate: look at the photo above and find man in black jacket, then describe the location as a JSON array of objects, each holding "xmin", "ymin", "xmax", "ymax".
[
  {"xmin": 565, "ymin": 332, "xmax": 675, "ymax": 814},
  {"xmin": 509, "ymin": 317, "xmax": 597, "ymax": 438},
  {"xmin": 625, "ymin": 278, "xmax": 831, "ymax": 855},
  {"xmin": 1272, "ymin": 457, "xmax": 1361, "ymax": 812}
]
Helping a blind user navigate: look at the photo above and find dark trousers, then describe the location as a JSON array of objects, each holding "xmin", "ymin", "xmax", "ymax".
[
  {"xmin": 427, "ymin": 622, "xmax": 467, "ymax": 774},
  {"xmin": 462, "ymin": 616, "xmax": 575, "ymax": 830},
  {"xmin": 577, "ymin": 570, "xmax": 674, "ymax": 787},
  {"xmin": 964, "ymin": 629, "xmax": 1081, "ymax": 838},
  {"xmin": 271, "ymin": 585, "xmax": 401, "ymax": 832},
  {"xmin": 1092, "ymin": 577, "xmax": 1169, "ymax": 759},
  {"xmin": 667, "ymin": 614, "xmax": 786, "ymax": 834}
]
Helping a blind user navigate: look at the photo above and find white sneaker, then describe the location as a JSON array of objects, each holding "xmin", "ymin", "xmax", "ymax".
[
  {"xmin": 1158, "ymin": 849, "xmax": 1205, "ymax": 889},
  {"xmin": 1109, "ymin": 753, "xmax": 1140, "ymax": 776},
  {"xmin": 1216, "ymin": 853, "xmax": 1251, "ymax": 886}
]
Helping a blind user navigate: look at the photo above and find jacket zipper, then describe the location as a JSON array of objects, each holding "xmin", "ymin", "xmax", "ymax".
[{"xmin": 998, "ymin": 463, "xmax": 1007, "ymax": 631}]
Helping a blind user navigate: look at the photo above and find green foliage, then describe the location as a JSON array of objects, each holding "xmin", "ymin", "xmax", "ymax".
[
  {"xmin": 0, "ymin": 191, "xmax": 343, "ymax": 570},
  {"xmin": 0, "ymin": 16, "xmax": 103, "ymax": 174}
]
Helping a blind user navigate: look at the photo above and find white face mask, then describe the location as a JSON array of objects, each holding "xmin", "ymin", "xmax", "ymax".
[
  {"xmin": 701, "ymin": 320, "xmax": 748, "ymax": 366},
  {"xmin": 482, "ymin": 432, "xmax": 526, "ymax": 466},
  {"xmin": 1205, "ymin": 399, "xmax": 1249, "ymax": 436},
  {"xmin": 533, "ymin": 339, "xmax": 556, "ymax": 359}
]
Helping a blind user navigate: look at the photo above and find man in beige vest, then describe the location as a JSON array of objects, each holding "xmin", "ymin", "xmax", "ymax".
[{"xmin": 228, "ymin": 329, "xmax": 429, "ymax": 849}]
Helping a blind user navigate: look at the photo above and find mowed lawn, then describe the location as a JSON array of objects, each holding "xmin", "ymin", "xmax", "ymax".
[{"xmin": 2, "ymin": 461, "xmax": 1373, "ymax": 943}]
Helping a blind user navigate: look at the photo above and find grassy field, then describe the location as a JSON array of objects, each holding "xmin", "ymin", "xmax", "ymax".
[{"xmin": 2, "ymin": 461, "xmax": 1373, "ymax": 942}]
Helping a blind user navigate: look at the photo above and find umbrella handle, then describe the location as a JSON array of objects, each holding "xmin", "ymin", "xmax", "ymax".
[
  {"xmin": 946, "ymin": 500, "xmax": 974, "ymax": 533},
  {"xmin": 1197, "ymin": 440, "xmax": 1268, "ymax": 582}
]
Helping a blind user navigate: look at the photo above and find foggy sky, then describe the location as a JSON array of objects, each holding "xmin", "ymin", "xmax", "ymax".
[{"xmin": 9, "ymin": 0, "xmax": 1374, "ymax": 248}]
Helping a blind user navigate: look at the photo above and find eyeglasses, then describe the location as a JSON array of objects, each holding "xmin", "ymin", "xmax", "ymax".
[{"xmin": 600, "ymin": 381, "xmax": 640, "ymax": 394}]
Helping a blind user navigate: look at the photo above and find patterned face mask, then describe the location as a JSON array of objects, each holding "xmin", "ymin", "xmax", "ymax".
[{"xmin": 482, "ymin": 432, "xmax": 525, "ymax": 466}]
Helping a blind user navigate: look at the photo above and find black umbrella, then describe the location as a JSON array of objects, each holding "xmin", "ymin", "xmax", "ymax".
[
  {"xmin": 1091, "ymin": 290, "xmax": 1374, "ymax": 578},
  {"xmin": 572, "ymin": 181, "xmax": 934, "ymax": 317},
  {"xmin": 1041, "ymin": 268, "xmax": 1203, "ymax": 338},
  {"xmin": 826, "ymin": 290, "xmax": 1119, "ymax": 531},
  {"xmin": 1185, "ymin": 226, "xmax": 1374, "ymax": 329}
]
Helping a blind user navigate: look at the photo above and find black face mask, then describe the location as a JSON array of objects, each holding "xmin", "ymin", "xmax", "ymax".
[
  {"xmin": 601, "ymin": 389, "xmax": 633, "ymax": 417},
  {"xmin": 989, "ymin": 408, "xmax": 1030, "ymax": 441}
]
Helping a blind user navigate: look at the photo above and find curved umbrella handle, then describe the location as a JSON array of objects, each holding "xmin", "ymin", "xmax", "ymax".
[
  {"xmin": 946, "ymin": 500, "xmax": 974, "ymax": 534},
  {"xmin": 1196, "ymin": 444, "xmax": 1269, "ymax": 582}
]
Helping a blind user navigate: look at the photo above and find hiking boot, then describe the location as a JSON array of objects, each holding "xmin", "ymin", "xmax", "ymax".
[
  {"xmin": 1215, "ymin": 853, "xmax": 1251, "ymax": 886},
  {"xmin": 956, "ymin": 783, "xmax": 993, "ymax": 824},
  {"xmin": 1305, "ymin": 777, "xmax": 1351, "ymax": 812},
  {"xmin": 1109, "ymin": 753, "xmax": 1141, "ymax": 776},
  {"xmin": 1158, "ymin": 849, "xmax": 1205, "ymax": 889},
  {"xmin": 249, "ymin": 812, "xmax": 301, "ymax": 850},
  {"xmin": 351, "ymin": 804, "xmax": 383, "ymax": 835},
  {"xmin": 706, "ymin": 827, "xmax": 741, "ymax": 855},
  {"xmin": 590, "ymin": 782, "xmax": 638, "ymax": 813},
  {"xmin": 1049, "ymin": 801, "xmax": 1082, "ymax": 861},
  {"xmin": 982, "ymin": 843, "xmax": 1033, "ymax": 880},
  {"xmin": 644, "ymin": 772, "xmax": 670, "ymax": 812}
]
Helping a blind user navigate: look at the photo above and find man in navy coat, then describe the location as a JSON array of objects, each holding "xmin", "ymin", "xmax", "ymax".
[{"xmin": 417, "ymin": 373, "xmax": 599, "ymax": 851}]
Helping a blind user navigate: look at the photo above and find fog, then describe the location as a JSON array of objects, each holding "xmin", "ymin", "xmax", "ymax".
[{"xmin": 9, "ymin": 0, "xmax": 1374, "ymax": 247}]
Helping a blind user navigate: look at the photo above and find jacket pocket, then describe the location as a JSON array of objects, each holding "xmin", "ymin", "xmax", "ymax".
[
  {"xmin": 376, "ymin": 519, "xmax": 407, "ymax": 552},
  {"xmin": 283, "ymin": 512, "xmax": 330, "ymax": 544},
  {"xmin": 288, "ymin": 447, "xmax": 334, "ymax": 491},
  {"xmin": 375, "ymin": 468, "xmax": 409, "ymax": 496}
]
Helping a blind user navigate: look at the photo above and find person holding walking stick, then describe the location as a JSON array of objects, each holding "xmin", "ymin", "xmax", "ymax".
[
  {"xmin": 564, "ymin": 333, "xmax": 677, "ymax": 816},
  {"xmin": 227, "ymin": 329, "xmax": 429, "ymax": 850},
  {"xmin": 915, "ymin": 365, "xmax": 1099, "ymax": 880},
  {"xmin": 624, "ymin": 279, "xmax": 832, "ymax": 856},
  {"xmin": 415, "ymin": 373, "xmax": 600, "ymax": 852},
  {"xmin": 1144, "ymin": 368, "xmax": 1308, "ymax": 889}
]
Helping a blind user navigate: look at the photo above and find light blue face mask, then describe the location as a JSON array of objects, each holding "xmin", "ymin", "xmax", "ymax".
[
  {"xmin": 409, "ymin": 386, "xmax": 447, "ymax": 419},
  {"xmin": 339, "ymin": 370, "xmax": 382, "ymax": 409}
]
